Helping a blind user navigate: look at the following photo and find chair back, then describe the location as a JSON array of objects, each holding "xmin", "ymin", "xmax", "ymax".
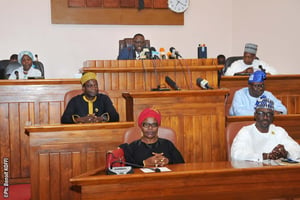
[
  {"xmin": 0, "ymin": 60, "xmax": 10, "ymax": 79},
  {"xmin": 224, "ymin": 56, "xmax": 260, "ymax": 74},
  {"xmin": 33, "ymin": 61, "xmax": 45, "ymax": 78},
  {"xmin": 119, "ymin": 38, "xmax": 150, "ymax": 53},
  {"xmin": 224, "ymin": 56, "xmax": 243, "ymax": 74},
  {"xmin": 226, "ymin": 121, "xmax": 253, "ymax": 160},
  {"xmin": 64, "ymin": 89, "xmax": 108, "ymax": 108},
  {"xmin": 123, "ymin": 126, "xmax": 177, "ymax": 145}
]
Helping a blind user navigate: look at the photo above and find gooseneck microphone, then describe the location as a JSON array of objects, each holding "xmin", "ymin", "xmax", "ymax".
[
  {"xmin": 258, "ymin": 65, "xmax": 266, "ymax": 73},
  {"xmin": 196, "ymin": 78, "xmax": 213, "ymax": 90},
  {"xmin": 169, "ymin": 47, "xmax": 182, "ymax": 59},
  {"xmin": 15, "ymin": 71, "xmax": 19, "ymax": 80},
  {"xmin": 140, "ymin": 47, "xmax": 151, "ymax": 59},
  {"xmin": 150, "ymin": 47, "xmax": 160, "ymax": 59},
  {"xmin": 165, "ymin": 76, "xmax": 181, "ymax": 90}
]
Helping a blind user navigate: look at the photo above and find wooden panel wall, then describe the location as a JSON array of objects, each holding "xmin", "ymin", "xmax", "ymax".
[
  {"xmin": 0, "ymin": 80, "xmax": 81, "ymax": 183},
  {"xmin": 83, "ymin": 58, "xmax": 221, "ymax": 90},
  {"xmin": 51, "ymin": 0, "xmax": 184, "ymax": 25},
  {"xmin": 26, "ymin": 122, "xmax": 134, "ymax": 200},
  {"xmin": 220, "ymin": 75, "xmax": 300, "ymax": 115}
]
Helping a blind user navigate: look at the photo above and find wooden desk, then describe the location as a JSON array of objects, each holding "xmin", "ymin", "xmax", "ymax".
[
  {"xmin": 70, "ymin": 161, "xmax": 300, "ymax": 200},
  {"xmin": 25, "ymin": 122, "xmax": 134, "ymax": 200},
  {"xmin": 220, "ymin": 75, "xmax": 300, "ymax": 114},
  {"xmin": 122, "ymin": 90, "xmax": 230, "ymax": 162}
]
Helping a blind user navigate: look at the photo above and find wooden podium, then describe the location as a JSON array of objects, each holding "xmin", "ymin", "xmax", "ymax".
[
  {"xmin": 122, "ymin": 89, "xmax": 230, "ymax": 162},
  {"xmin": 25, "ymin": 122, "xmax": 134, "ymax": 200}
]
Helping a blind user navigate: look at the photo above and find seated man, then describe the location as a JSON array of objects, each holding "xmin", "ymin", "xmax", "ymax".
[
  {"xmin": 229, "ymin": 70, "xmax": 287, "ymax": 116},
  {"xmin": 231, "ymin": 97, "xmax": 300, "ymax": 162},
  {"xmin": 224, "ymin": 43, "xmax": 277, "ymax": 76},
  {"xmin": 61, "ymin": 72, "xmax": 119, "ymax": 124},
  {"xmin": 117, "ymin": 33, "xmax": 146, "ymax": 60},
  {"xmin": 119, "ymin": 108, "xmax": 184, "ymax": 168}
]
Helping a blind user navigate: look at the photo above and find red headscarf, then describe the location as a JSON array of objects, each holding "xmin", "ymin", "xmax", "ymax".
[{"xmin": 138, "ymin": 108, "xmax": 161, "ymax": 128}]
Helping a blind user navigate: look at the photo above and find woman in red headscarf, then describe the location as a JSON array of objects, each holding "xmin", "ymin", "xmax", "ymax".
[{"xmin": 120, "ymin": 108, "xmax": 184, "ymax": 168}]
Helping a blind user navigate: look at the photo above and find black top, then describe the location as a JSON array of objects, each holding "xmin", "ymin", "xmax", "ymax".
[
  {"xmin": 61, "ymin": 93, "xmax": 119, "ymax": 124},
  {"xmin": 119, "ymin": 138, "xmax": 185, "ymax": 167}
]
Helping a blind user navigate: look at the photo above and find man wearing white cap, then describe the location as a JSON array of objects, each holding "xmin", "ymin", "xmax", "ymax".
[
  {"xmin": 231, "ymin": 97, "xmax": 300, "ymax": 162},
  {"xmin": 229, "ymin": 70, "xmax": 287, "ymax": 116},
  {"xmin": 225, "ymin": 43, "xmax": 277, "ymax": 76},
  {"xmin": 61, "ymin": 72, "xmax": 119, "ymax": 124}
]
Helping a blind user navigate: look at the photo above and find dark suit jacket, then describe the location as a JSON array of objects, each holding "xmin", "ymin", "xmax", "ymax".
[{"xmin": 118, "ymin": 46, "xmax": 136, "ymax": 60}]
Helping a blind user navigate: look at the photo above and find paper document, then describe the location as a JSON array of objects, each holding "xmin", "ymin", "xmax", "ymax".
[{"xmin": 140, "ymin": 167, "xmax": 171, "ymax": 173}]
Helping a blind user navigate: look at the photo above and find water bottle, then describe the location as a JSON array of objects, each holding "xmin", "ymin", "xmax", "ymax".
[{"xmin": 197, "ymin": 44, "xmax": 207, "ymax": 58}]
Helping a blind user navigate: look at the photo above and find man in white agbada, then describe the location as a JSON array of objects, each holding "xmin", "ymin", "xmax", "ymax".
[
  {"xmin": 231, "ymin": 98, "xmax": 300, "ymax": 162},
  {"xmin": 224, "ymin": 43, "xmax": 277, "ymax": 76}
]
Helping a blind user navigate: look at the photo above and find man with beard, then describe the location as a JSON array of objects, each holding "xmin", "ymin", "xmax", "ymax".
[
  {"xmin": 231, "ymin": 98, "xmax": 300, "ymax": 162},
  {"xmin": 229, "ymin": 70, "xmax": 287, "ymax": 116},
  {"xmin": 119, "ymin": 107, "xmax": 184, "ymax": 167},
  {"xmin": 61, "ymin": 72, "xmax": 119, "ymax": 124}
]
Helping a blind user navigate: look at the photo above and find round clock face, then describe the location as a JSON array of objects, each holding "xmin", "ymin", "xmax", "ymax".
[{"xmin": 168, "ymin": 0, "xmax": 189, "ymax": 13}]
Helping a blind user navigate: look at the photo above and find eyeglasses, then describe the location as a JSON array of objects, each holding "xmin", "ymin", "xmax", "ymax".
[
  {"xmin": 251, "ymin": 83, "xmax": 264, "ymax": 89},
  {"xmin": 85, "ymin": 84, "xmax": 98, "ymax": 88},
  {"xmin": 133, "ymin": 40, "xmax": 145, "ymax": 44},
  {"xmin": 142, "ymin": 122, "xmax": 158, "ymax": 128},
  {"xmin": 255, "ymin": 111, "xmax": 274, "ymax": 118}
]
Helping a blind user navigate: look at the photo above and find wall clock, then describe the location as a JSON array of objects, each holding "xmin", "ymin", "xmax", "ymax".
[{"xmin": 168, "ymin": 0, "xmax": 189, "ymax": 13}]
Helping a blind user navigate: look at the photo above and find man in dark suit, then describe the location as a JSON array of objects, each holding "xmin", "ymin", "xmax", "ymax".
[{"xmin": 118, "ymin": 33, "xmax": 146, "ymax": 60}]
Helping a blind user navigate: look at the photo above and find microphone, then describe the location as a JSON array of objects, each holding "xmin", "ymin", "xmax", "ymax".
[
  {"xmin": 165, "ymin": 76, "xmax": 181, "ymax": 90},
  {"xmin": 258, "ymin": 65, "xmax": 266, "ymax": 73},
  {"xmin": 15, "ymin": 71, "xmax": 19, "ymax": 80},
  {"xmin": 150, "ymin": 47, "xmax": 160, "ymax": 59},
  {"xmin": 140, "ymin": 47, "xmax": 151, "ymax": 59},
  {"xmin": 159, "ymin": 48, "xmax": 167, "ymax": 59},
  {"xmin": 35, "ymin": 54, "xmax": 39, "ymax": 61},
  {"xmin": 168, "ymin": 47, "xmax": 176, "ymax": 59},
  {"xmin": 124, "ymin": 161, "xmax": 161, "ymax": 172},
  {"xmin": 196, "ymin": 78, "xmax": 213, "ymax": 90},
  {"xmin": 170, "ymin": 47, "xmax": 182, "ymax": 59}
]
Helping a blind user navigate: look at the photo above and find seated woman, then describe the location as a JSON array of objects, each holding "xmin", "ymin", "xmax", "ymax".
[
  {"xmin": 120, "ymin": 108, "xmax": 184, "ymax": 167},
  {"xmin": 9, "ymin": 51, "xmax": 42, "ymax": 79}
]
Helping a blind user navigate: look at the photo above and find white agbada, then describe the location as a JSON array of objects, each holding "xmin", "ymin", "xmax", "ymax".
[
  {"xmin": 225, "ymin": 59, "xmax": 277, "ymax": 76},
  {"xmin": 231, "ymin": 123, "xmax": 300, "ymax": 162}
]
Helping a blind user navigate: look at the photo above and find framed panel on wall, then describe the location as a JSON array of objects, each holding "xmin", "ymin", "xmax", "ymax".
[{"xmin": 51, "ymin": 0, "xmax": 185, "ymax": 25}]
